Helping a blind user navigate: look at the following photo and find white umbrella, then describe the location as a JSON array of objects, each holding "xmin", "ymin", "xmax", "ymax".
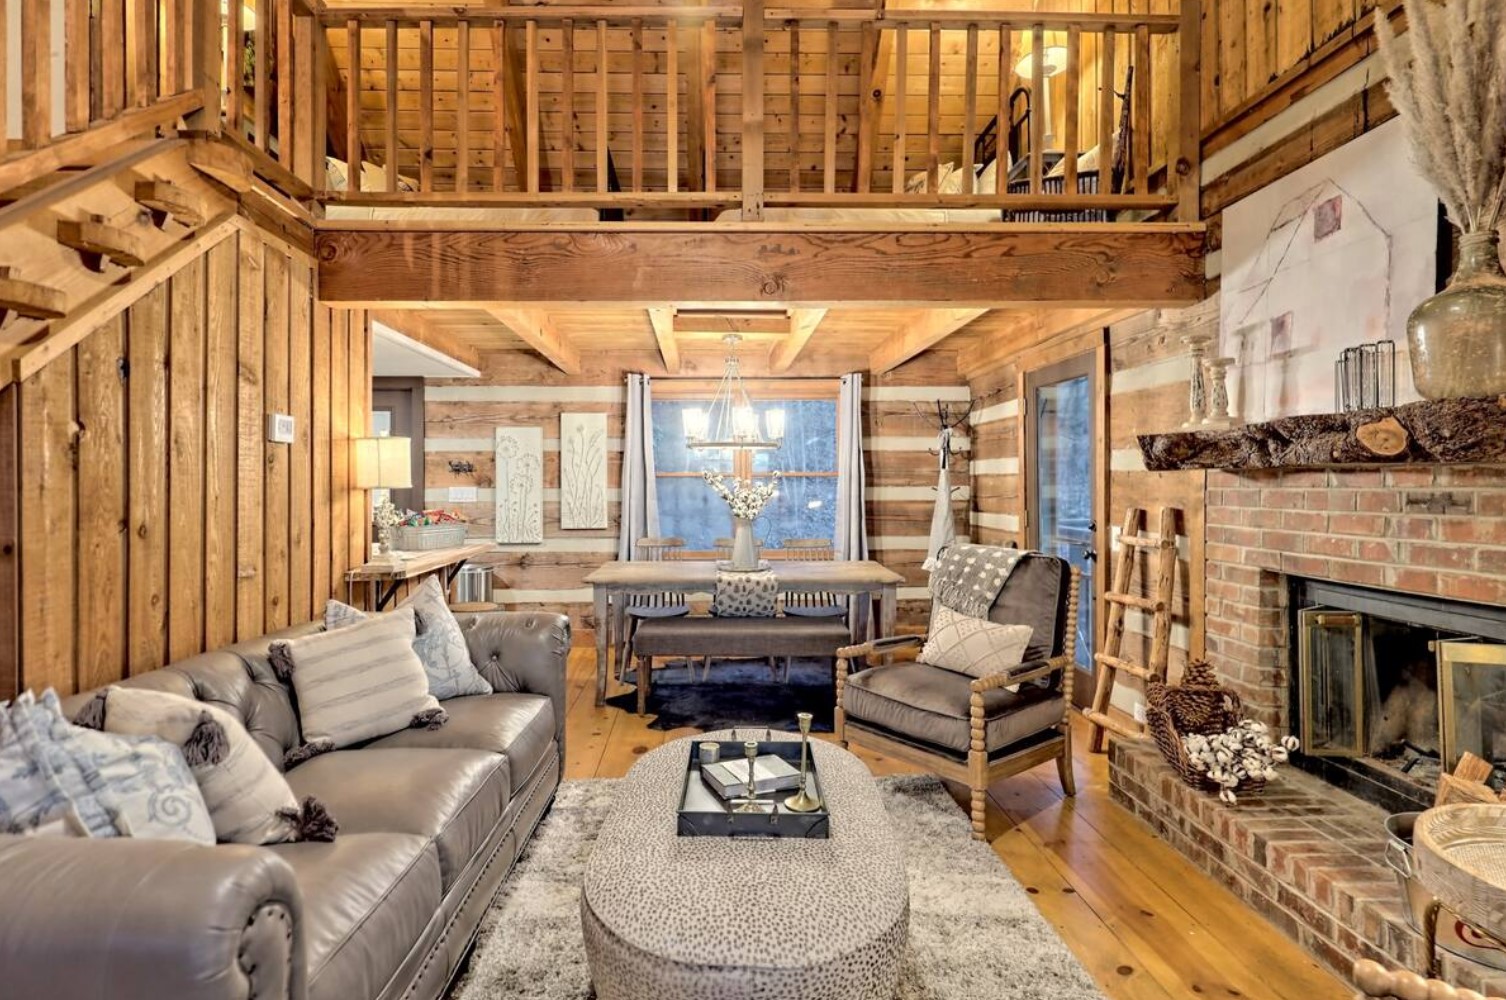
[{"xmin": 922, "ymin": 427, "xmax": 958, "ymax": 572}]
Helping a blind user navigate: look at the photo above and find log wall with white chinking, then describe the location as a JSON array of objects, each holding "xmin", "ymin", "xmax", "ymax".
[
  {"xmin": 1, "ymin": 224, "xmax": 372, "ymax": 698},
  {"xmin": 424, "ymin": 344, "xmax": 965, "ymax": 641},
  {"xmin": 964, "ymin": 303, "xmax": 1208, "ymax": 718}
]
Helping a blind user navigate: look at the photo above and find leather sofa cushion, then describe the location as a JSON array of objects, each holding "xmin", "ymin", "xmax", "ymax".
[
  {"xmin": 367, "ymin": 693, "xmax": 554, "ymax": 794},
  {"xmin": 269, "ymin": 833, "xmax": 440, "ymax": 1000},
  {"xmin": 286, "ymin": 748, "xmax": 507, "ymax": 892},
  {"xmin": 843, "ymin": 662, "xmax": 1064, "ymax": 755}
]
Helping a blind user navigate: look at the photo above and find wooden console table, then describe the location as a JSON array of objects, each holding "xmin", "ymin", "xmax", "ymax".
[
  {"xmin": 345, "ymin": 542, "xmax": 494, "ymax": 610},
  {"xmin": 582, "ymin": 559, "xmax": 905, "ymax": 707}
]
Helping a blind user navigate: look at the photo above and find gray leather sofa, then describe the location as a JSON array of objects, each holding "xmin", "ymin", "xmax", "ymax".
[{"xmin": 0, "ymin": 609, "xmax": 570, "ymax": 1000}]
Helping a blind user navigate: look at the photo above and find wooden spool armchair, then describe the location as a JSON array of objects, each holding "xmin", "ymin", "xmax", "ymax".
[
  {"xmin": 835, "ymin": 552, "xmax": 1081, "ymax": 841},
  {"xmin": 1352, "ymin": 959, "xmax": 1490, "ymax": 1000}
]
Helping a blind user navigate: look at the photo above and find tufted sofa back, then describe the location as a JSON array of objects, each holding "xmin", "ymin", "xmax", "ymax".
[{"xmin": 59, "ymin": 621, "xmax": 323, "ymax": 771}]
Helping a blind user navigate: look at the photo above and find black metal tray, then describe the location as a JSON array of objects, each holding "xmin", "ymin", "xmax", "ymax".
[{"xmin": 676, "ymin": 740, "xmax": 829, "ymax": 839}]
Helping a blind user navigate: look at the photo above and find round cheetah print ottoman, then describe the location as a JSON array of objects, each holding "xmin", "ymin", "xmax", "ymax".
[{"xmin": 581, "ymin": 729, "xmax": 910, "ymax": 1000}]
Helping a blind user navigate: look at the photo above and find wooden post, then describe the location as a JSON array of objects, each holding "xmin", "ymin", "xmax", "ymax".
[
  {"xmin": 312, "ymin": 22, "xmax": 327, "ymax": 190},
  {"xmin": 666, "ymin": 20, "xmax": 678, "ymax": 194},
  {"xmin": 293, "ymin": 14, "xmax": 314, "ymax": 179},
  {"xmin": 1028, "ymin": 23, "xmax": 1044, "ymax": 195},
  {"xmin": 1176, "ymin": 0, "xmax": 1202, "ymax": 221},
  {"xmin": 740, "ymin": 0, "xmax": 765, "ymax": 220},
  {"xmin": 701, "ymin": 19, "xmax": 717, "ymax": 193},
  {"xmin": 102, "ymin": 0, "xmax": 124, "ymax": 120},
  {"xmin": 386, "ymin": 21, "xmax": 398, "ymax": 191},
  {"xmin": 197, "ymin": 0, "xmax": 223, "ymax": 133},
  {"xmin": 1134, "ymin": 24, "xmax": 1151, "ymax": 194},
  {"xmin": 788, "ymin": 23, "xmax": 800, "ymax": 193},
  {"xmin": 823, "ymin": 21, "xmax": 837, "ymax": 194},
  {"xmin": 65, "ymin": 0, "xmax": 89, "ymax": 130},
  {"xmin": 996, "ymin": 24, "xmax": 1009, "ymax": 194},
  {"xmin": 926, "ymin": 23, "xmax": 940, "ymax": 193},
  {"xmin": 890, "ymin": 24, "xmax": 906, "ymax": 195},
  {"xmin": 558, "ymin": 19, "xmax": 571, "ymax": 193},
  {"xmin": 23, "ymin": 0, "xmax": 52, "ymax": 143},
  {"xmin": 277, "ymin": 0, "xmax": 292, "ymax": 165},
  {"xmin": 346, "ymin": 19, "xmax": 360, "ymax": 190},
  {"xmin": 419, "ymin": 19, "xmax": 434, "ymax": 192},
  {"xmin": 457, "ymin": 20, "xmax": 471, "ymax": 193},
  {"xmin": 1099, "ymin": 28, "xmax": 1115, "ymax": 192},
  {"xmin": 854, "ymin": 21, "xmax": 876, "ymax": 193},
  {"xmin": 492, "ymin": 22, "xmax": 507, "ymax": 191},
  {"xmin": 526, "ymin": 19, "xmax": 540, "ymax": 193},
  {"xmin": 631, "ymin": 18, "xmax": 644, "ymax": 191},
  {"xmin": 596, "ymin": 20, "xmax": 608, "ymax": 193},
  {"xmin": 1063, "ymin": 24, "xmax": 1080, "ymax": 196},
  {"xmin": 961, "ymin": 23, "xmax": 977, "ymax": 194}
]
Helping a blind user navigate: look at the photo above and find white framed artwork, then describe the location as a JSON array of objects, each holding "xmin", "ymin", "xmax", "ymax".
[
  {"xmin": 494, "ymin": 427, "xmax": 544, "ymax": 544},
  {"xmin": 1220, "ymin": 118, "xmax": 1438, "ymax": 421},
  {"xmin": 560, "ymin": 412, "xmax": 609, "ymax": 530}
]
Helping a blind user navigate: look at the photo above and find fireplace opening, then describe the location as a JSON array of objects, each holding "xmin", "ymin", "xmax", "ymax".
[{"xmin": 1289, "ymin": 578, "xmax": 1506, "ymax": 814}]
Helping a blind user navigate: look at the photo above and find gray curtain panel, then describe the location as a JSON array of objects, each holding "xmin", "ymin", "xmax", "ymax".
[
  {"xmin": 836, "ymin": 373, "xmax": 868, "ymax": 562},
  {"xmin": 923, "ymin": 427, "xmax": 958, "ymax": 572},
  {"xmin": 617, "ymin": 373, "xmax": 660, "ymax": 561}
]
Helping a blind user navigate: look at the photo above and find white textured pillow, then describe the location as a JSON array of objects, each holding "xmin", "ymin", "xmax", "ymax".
[
  {"xmin": 272, "ymin": 608, "xmax": 445, "ymax": 751},
  {"xmin": 324, "ymin": 575, "xmax": 492, "ymax": 700},
  {"xmin": 921, "ymin": 605, "xmax": 1034, "ymax": 679},
  {"xmin": 75, "ymin": 686, "xmax": 335, "ymax": 844}
]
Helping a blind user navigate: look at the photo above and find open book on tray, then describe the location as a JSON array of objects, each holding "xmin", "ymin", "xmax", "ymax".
[{"xmin": 700, "ymin": 755, "xmax": 803, "ymax": 800}]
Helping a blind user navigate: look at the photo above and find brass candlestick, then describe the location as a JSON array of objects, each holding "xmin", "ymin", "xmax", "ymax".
[
  {"xmin": 784, "ymin": 712, "xmax": 823, "ymax": 813},
  {"xmin": 733, "ymin": 740, "xmax": 765, "ymax": 813}
]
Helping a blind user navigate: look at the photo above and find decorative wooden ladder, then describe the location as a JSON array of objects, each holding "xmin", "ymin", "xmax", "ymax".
[{"xmin": 1086, "ymin": 506, "xmax": 1180, "ymax": 753}]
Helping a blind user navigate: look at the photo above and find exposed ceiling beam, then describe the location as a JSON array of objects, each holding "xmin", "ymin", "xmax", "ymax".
[
  {"xmin": 315, "ymin": 226, "xmax": 1207, "ymax": 307},
  {"xmin": 369, "ymin": 309, "xmax": 481, "ymax": 371},
  {"xmin": 484, "ymin": 306, "xmax": 580, "ymax": 374},
  {"xmin": 647, "ymin": 307, "xmax": 681, "ymax": 373},
  {"xmin": 868, "ymin": 308, "xmax": 988, "ymax": 374},
  {"xmin": 958, "ymin": 307, "xmax": 1142, "ymax": 378},
  {"xmin": 672, "ymin": 310, "xmax": 791, "ymax": 337},
  {"xmin": 769, "ymin": 308, "xmax": 827, "ymax": 373}
]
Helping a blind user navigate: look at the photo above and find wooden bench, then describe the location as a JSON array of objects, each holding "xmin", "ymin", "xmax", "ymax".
[{"xmin": 628, "ymin": 616, "xmax": 854, "ymax": 715}]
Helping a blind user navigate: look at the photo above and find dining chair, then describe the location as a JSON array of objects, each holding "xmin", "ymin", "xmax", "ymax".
[
  {"xmin": 713, "ymin": 537, "xmax": 734, "ymax": 561},
  {"xmin": 779, "ymin": 538, "xmax": 847, "ymax": 619},
  {"xmin": 618, "ymin": 537, "xmax": 690, "ymax": 682}
]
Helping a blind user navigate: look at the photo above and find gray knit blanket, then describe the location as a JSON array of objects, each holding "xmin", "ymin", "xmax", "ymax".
[{"xmin": 928, "ymin": 544, "xmax": 1024, "ymax": 619}]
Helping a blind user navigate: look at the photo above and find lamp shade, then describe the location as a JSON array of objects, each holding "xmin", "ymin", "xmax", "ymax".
[
  {"xmin": 353, "ymin": 436, "xmax": 413, "ymax": 489},
  {"xmin": 1015, "ymin": 45, "xmax": 1070, "ymax": 79}
]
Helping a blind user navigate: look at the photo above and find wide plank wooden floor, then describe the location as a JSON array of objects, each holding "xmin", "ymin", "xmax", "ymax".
[{"xmin": 561, "ymin": 649, "xmax": 1348, "ymax": 1000}]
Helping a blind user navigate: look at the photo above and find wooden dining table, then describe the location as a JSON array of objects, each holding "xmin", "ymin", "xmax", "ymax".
[{"xmin": 582, "ymin": 560, "xmax": 906, "ymax": 706}]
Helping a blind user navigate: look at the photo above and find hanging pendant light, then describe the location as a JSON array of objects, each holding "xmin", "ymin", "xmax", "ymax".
[{"xmin": 683, "ymin": 334, "xmax": 785, "ymax": 452}]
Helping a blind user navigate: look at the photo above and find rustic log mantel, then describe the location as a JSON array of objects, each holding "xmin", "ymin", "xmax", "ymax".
[{"xmin": 1138, "ymin": 396, "xmax": 1506, "ymax": 471}]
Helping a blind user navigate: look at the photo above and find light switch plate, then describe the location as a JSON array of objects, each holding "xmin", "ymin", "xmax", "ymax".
[
  {"xmin": 267, "ymin": 413, "xmax": 295, "ymax": 444},
  {"xmin": 449, "ymin": 486, "xmax": 479, "ymax": 503}
]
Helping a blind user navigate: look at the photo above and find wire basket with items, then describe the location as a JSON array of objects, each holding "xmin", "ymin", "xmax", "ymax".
[
  {"xmin": 1146, "ymin": 660, "xmax": 1299, "ymax": 804},
  {"xmin": 390, "ymin": 509, "xmax": 470, "ymax": 551}
]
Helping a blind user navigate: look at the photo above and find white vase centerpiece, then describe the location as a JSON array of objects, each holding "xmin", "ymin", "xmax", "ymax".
[{"xmin": 703, "ymin": 471, "xmax": 781, "ymax": 571}]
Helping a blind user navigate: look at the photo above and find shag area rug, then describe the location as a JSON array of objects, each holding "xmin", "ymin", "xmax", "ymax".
[
  {"xmin": 604, "ymin": 658, "xmax": 836, "ymax": 733},
  {"xmin": 451, "ymin": 775, "xmax": 1105, "ymax": 1000}
]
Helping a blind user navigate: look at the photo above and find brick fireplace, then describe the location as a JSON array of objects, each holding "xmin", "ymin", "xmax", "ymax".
[{"xmin": 1109, "ymin": 463, "xmax": 1506, "ymax": 991}]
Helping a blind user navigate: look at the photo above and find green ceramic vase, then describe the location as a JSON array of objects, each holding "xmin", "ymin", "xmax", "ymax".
[{"xmin": 1408, "ymin": 231, "xmax": 1506, "ymax": 399}]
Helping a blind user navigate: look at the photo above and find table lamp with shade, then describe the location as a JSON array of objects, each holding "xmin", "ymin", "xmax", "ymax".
[{"xmin": 353, "ymin": 436, "xmax": 412, "ymax": 563}]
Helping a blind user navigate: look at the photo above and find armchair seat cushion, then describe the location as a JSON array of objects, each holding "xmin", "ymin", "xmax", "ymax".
[
  {"xmin": 366, "ymin": 693, "xmax": 554, "ymax": 792},
  {"xmin": 843, "ymin": 662, "xmax": 1064, "ymax": 755}
]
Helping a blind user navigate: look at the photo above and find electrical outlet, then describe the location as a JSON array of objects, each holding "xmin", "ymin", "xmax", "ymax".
[
  {"xmin": 449, "ymin": 486, "xmax": 478, "ymax": 503},
  {"xmin": 267, "ymin": 413, "xmax": 295, "ymax": 444},
  {"xmin": 1133, "ymin": 701, "xmax": 1147, "ymax": 725}
]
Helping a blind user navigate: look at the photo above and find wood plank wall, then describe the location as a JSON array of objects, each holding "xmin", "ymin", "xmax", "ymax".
[
  {"xmin": 4, "ymin": 225, "xmax": 372, "ymax": 698},
  {"xmin": 966, "ymin": 303, "xmax": 1208, "ymax": 715},
  {"xmin": 423, "ymin": 345, "xmax": 964, "ymax": 641}
]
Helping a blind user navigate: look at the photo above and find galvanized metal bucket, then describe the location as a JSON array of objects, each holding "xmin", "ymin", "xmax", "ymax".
[{"xmin": 1385, "ymin": 811, "xmax": 1506, "ymax": 972}]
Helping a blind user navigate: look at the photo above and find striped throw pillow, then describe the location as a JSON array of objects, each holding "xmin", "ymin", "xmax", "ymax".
[{"xmin": 272, "ymin": 608, "xmax": 445, "ymax": 750}]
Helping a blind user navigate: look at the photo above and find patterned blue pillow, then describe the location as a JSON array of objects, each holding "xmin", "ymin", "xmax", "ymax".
[
  {"xmin": 325, "ymin": 576, "xmax": 493, "ymax": 700},
  {"xmin": 1, "ymin": 690, "xmax": 214, "ymax": 843}
]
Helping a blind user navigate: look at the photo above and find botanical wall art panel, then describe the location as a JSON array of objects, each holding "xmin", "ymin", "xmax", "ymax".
[
  {"xmin": 560, "ymin": 412, "xmax": 609, "ymax": 530},
  {"xmin": 495, "ymin": 427, "xmax": 544, "ymax": 544},
  {"xmin": 1221, "ymin": 119, "xmax": 1438, "ymax": 421}
]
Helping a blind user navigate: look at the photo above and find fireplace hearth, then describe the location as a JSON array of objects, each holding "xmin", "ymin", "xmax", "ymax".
[{"xmin": 1290, "ymin": 577, "xmax": 1506, "ymax": 813}]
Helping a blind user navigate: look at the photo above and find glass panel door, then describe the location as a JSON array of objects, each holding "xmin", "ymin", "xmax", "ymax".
[
  {"xmin": 1437, "ymin": 639, "xmax": 1506, "ymax": 774},
  {"xmin": 1026, "ymin": 352, "xmax": 1098, "ymax": 707}
]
